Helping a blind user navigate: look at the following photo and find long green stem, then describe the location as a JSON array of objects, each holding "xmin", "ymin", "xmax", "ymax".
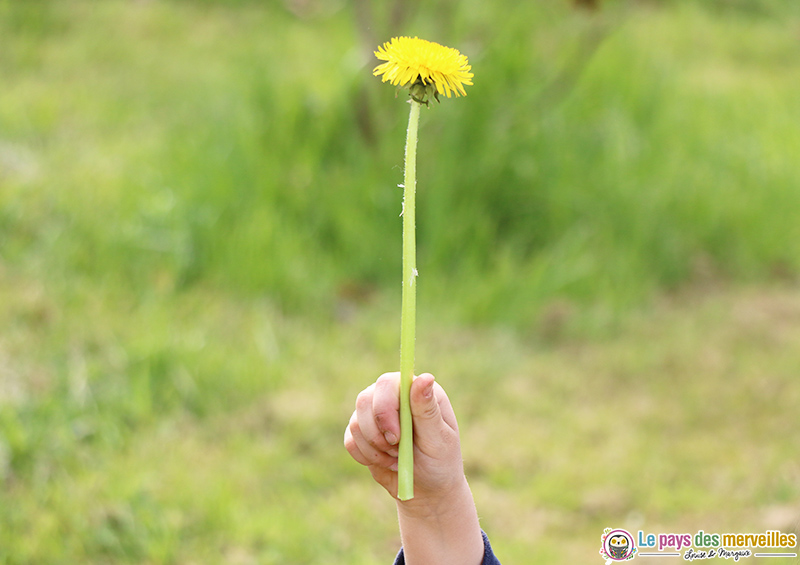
[{"xmin": 398, "ymin": 100, "xmax": 421, "ymax": 501}]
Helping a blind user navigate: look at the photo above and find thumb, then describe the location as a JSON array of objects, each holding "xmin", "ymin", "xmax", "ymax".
[{"xmin": 409, "ymin": 373, "xmax": 445, "ymax": 445}]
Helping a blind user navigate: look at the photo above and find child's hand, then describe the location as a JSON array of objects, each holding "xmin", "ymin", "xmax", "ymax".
[
  {"xmin": 344, "ymin": 372, "xmax": 466, "ymax": 502},
  {"xmin": 345, "ymin": 372, "xmax": 486, "ymax": 564}
]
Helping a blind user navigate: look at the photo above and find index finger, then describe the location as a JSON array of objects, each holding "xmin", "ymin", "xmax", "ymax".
[{"xmin": 373, "ymin": 372, "xmax": 401, "ymax": 446}]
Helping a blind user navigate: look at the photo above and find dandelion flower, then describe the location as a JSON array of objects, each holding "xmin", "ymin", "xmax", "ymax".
[
  {"xmin": 373, "ymin": 36, "xmax": 473, "ymax": 101},
  {"xmin": 371, "ymin": 36, "xmax": 474, "ymax": 500}
]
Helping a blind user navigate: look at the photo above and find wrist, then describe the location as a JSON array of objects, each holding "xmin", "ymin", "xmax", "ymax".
[
  {"xmin": 395, "ymin": 476, "xmax": 484, "ymax": 565},
  {"xmin": 396, "ymin": 474, "xmax": 472, "ymax": 520}
]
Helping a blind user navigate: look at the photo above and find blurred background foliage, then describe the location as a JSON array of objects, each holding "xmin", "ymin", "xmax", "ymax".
[
  {"xmin": 2, "ymin": 0, "xmax": 798, "ymax": 328},
  {"xmin": 1, "ymin": 0, "xmax": 799, "ymax": 563}
]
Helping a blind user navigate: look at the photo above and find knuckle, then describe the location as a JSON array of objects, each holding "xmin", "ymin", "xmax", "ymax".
[
  {"xmin": 343, "ymin": 435, "xmax": 360, "ymax": 458},
  {"xmin": 376, "ymin": 372, "xmax": 398, "ymax": 386},
  {"xmin": 355, "ymin": 390, "xmax": 372, "ymax": 411},
  {"xmin": 421, "ymin": 403, "xmax": 439, "ymax": 420},
  {"xmin": 374, "ymin": 410, "xmax": 391, "ymax": 430}
]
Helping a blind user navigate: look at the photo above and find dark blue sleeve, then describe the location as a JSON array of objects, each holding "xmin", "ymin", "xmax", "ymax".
[{"xmin": 393, "ymin": 530, "xmax": 501, "ymax": 564}]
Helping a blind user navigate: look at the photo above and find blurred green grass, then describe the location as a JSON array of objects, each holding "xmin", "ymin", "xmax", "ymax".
[
  {"xmin": 1, "ymin": 0, "xmax": 799, "ymax": 563},
  {"xmin": 3, "ymin": 0, "xmax": 799, "ymax": 324}
]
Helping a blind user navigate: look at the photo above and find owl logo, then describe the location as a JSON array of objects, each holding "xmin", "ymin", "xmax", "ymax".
[
  {"xmin": 600, "ymin": 528, "xmax": 636, "ymax": 562},
  {"xmin": 609, "ymin": 534, "xmax": 630, "ymax": 559}
]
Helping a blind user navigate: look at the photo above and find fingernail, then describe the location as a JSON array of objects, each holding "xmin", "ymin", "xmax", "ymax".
[
  {"xmin": 389, "ymin": 461, "xmax": 398, "ymax": 472},
  {"xmin": 423, "ymin": 381, "xmax": 434, "ymax": 399},
  {"xmin": 384, "ymin": 431, "xmax": 398, "ymax": 445}
]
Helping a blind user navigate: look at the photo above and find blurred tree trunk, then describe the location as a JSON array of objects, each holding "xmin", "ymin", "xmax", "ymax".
[{"xmin": 574, "ymin": 0, "xmax": 600, "ymax": 10}]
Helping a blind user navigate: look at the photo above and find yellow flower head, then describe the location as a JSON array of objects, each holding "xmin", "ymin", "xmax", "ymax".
[{"xmin": 373, "ymin": 36, "xmax": 473, "ymax": 102}]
